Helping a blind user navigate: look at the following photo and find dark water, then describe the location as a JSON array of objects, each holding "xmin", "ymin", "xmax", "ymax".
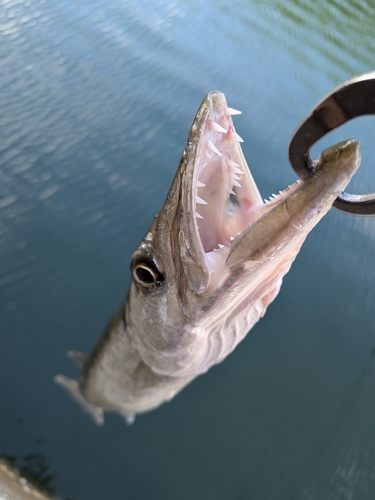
[{"xmin": 1, "ymin": 0, "xmax": 375, "ymax": 498}]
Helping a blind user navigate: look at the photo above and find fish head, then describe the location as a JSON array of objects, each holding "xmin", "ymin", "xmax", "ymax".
[{"xmin": 127, "ymin": 91, "xmax": 361, "ymax": 378}]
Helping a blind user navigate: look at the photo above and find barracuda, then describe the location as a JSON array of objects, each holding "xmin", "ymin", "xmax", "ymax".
[{"xmin": 56, "ymin": 91, "xmax": 360, "ymax": 425}]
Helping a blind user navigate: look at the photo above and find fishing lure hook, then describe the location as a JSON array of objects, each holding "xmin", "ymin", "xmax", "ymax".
[{"xmin": 288, "ymin": 71, "xmax": 375, "ymax": 215}]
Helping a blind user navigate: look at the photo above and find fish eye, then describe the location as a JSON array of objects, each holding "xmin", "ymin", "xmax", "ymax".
[{"xmin": 132, "ymin": 262, "xmax": 164, "ymax": 289}]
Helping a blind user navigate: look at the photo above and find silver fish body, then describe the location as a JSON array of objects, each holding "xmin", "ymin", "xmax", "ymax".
[{"xmin": 56, "ymin": 92, "xmax": 361, "ymax": 425}]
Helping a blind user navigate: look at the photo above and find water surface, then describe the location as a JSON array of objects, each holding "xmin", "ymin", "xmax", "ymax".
[{"xmin": 1, "ymin": 0, "xmax": 375, "ymax": 498}]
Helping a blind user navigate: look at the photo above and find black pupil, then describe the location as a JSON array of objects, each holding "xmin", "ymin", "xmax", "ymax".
[{"xmin": 136, "ymin": 266, "xmax": 155, "ymax": 284}]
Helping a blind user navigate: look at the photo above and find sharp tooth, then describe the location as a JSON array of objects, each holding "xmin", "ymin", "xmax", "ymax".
[
  {"xmin": 228, "ymin": 164, "xmax": 243, "ymax": 175},
  {"xmin": 226, "ymin": 107, "xmax": 242, "ymax": 115},
  {"xmin": 218, "ymin": 244, "xmax": 225, "ymax": 249},
  {"xmin": 196, "ymin": 196, "xmax": 208, "ymax": 205},
  {"xmin": 232, "ymin": 174, "xmax": 241, "ymax": 181},
  {"xmin": 207, "ymin": 139, "xmax": 222, "ymax": 156},
  {"xmin": 230, "ymin": 236, "xmax": 235, "ymax": 241},
  {"xmin": 229, "ymin": 188, "xmax": 236, "ymax": 195},
  {"xmin": 235, "ymin": 132, "xmax": 244, "ymax": 143},
  {"xmin": 197, "ymin": 181, "xmax": 205, "ymax": 188},
  {"xmin": 232, "ymin": 180, "xmax": 241, "ymax": 187},
  {"xmin": 226, "ymin": 159, "xmax": 239, "ymax": 167},
  {"xmin": 210, "ymin": 121, "xmax": 227, "ymax": 133},
  {"xmin": 196, "ymin": 211, "xmax": 203, "ymax": 219}
]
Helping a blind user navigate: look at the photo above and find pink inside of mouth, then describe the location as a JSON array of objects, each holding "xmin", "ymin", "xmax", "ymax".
[{"xmin": 194, "ymin": 114, "xmax": 263, "ymax": 253}]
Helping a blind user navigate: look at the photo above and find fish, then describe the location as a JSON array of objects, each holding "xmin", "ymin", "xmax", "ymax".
[{"xmin": 55, "ymin": 91, "xmax": 361, "ymax": 425}]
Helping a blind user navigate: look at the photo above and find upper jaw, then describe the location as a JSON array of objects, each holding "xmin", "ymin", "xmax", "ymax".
[
  {"xmin": 179, "ymin": 92, "xmax": 265, "ymax": 280},
  {"xmin": 180, "ymin": 91, "xmax": 286, "ymax": 290},
  {"xmin": 192, "ymin": 92, "xmax": 263, "ymax": 252}
]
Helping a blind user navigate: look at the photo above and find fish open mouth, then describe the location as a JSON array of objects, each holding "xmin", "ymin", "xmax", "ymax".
[
  {"xmin": 190, "ymin": 91, "xmax": 299, "ymax": 268},
  {"xmin": 193, "ymin": 99, "xmax": 261, "ymax": 252}
]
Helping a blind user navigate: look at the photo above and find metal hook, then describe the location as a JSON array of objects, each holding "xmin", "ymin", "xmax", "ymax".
[{"xmin": 288, "ymin": 71, "xmax": 375, "ymax": 215}]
